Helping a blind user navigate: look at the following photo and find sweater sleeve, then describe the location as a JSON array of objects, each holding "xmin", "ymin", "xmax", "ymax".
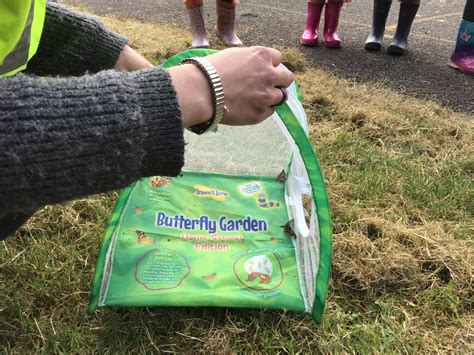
[
  {"xmin": 26, "ymin": 3, "xmax": 128, "ymax": 76},
  {"xmin": 0, "ymin": 68, "xmax": 184, "ymax": 227}
]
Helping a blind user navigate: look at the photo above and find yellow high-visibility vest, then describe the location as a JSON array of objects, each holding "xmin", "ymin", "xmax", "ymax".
[{"xmin": 0, "ymin": 0, "xmax": 46, "ymax": 77}]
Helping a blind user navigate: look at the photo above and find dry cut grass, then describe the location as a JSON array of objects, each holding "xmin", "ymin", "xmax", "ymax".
[{"xmin": 287, "ymin": 48, "xmax": 473, "ymax": 352}]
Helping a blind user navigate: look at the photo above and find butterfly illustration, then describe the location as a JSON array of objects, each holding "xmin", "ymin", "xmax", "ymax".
[
  {"xmin": 202, "ymin": 273, "xmax": 217, "ymax": 281},
  {"xmin": 460, "ymin": 29, "xmax": 472, "ymax": 42},
  {"xmin": 134, "ymin": 206, "xmax": 143, "ymax": 215},
  {"xmin": 276, "ymin": 169, "xmax": 286, "ymax": 183},
  {"xmin": 150, "ymin": 176, "xmax": 171, "ymax": 188},
  {"xmin": 136, "ymin": 230, "xmax": 156, "ymax": 245},
  {"xmin": 281, "ymin": 220, "xmax": 297, "ymax": 239}
]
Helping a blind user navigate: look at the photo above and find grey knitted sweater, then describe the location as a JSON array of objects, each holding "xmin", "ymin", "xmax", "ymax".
[{"xmin": 0, "ymin": 4, "xmax": 184, "ymax": 239}]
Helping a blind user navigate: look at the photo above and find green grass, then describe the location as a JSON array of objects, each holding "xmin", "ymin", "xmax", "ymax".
[
  {"xmin": 1, "ymin": 9, "xmax": 473, "ymax": 353},
  {"xmin": 319, "ymin": 132, "xmax": 471, "ymax": 221}
]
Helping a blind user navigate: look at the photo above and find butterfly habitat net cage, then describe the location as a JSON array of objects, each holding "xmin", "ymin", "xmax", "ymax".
[{"xmin": 88, "ymin": 49, "xmax": 332, "ymax": 324}]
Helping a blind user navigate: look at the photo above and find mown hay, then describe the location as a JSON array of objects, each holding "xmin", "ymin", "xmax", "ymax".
[{"xmin": 333, "ymin": 217, "xmax": 472, "ymax": 295}]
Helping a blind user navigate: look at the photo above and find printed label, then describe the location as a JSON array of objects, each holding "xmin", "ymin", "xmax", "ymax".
[
  {"xmin": 194, "ymin": 184, "xmax": 229, "ymax": 201},
  {"xmin": 240, "ymin": 182, "xmax": 261, "ymax": 195},
  {"xmin": 156, "ymin": 212, "xmax": 268, "ymax": 234},
  {"xmin": 135, "ymin": 248, "xmax": 190, "ymax": 290},
  {"xmin": 99, "ymin": 172, "xmax": 306, "ymax": 312}
]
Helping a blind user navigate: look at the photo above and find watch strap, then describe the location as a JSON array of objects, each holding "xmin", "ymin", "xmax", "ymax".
[{"xmin": 181, "ymin": 57, "xmax": 225, "ymax": 134}]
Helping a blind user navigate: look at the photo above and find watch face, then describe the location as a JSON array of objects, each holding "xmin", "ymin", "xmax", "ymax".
[{"xmin": 189, "ymin": 117, "xmax": 215, "ymax": 135}]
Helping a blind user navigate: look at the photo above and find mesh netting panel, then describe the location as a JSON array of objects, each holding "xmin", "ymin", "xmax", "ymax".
[{"xmin": 182, "ymin": 115, "xmax": 292, "ymax": 176}]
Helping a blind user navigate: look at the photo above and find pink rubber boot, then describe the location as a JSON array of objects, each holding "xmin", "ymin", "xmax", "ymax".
[
  {"xmin": 187, "ymin": 5, "xmax": 210, "ymax": 48},
  {"xmin": 216, "ymin": 0, "xmax": 243, "ymax": 47},
  {"xmin": 323, "ymin": 2, "xmax": 343, "ymax": 48},
  {"xmin": 448, "ymin": 19, "xmax": 474, "ymax": 75},
  {"xmin": 301, "ymin": 2, "xmax": 324, "ymax": 46}
]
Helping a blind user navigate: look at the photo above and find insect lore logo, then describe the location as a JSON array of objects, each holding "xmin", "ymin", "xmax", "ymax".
[{"xmin": 194, "ymin": 184, "xmax": 229, "ymax": 202}]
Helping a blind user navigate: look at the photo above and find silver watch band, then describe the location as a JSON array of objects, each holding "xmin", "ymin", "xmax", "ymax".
[{"xmin": 181, "ymin": 57, "xmax": 225, "ymax": 134}]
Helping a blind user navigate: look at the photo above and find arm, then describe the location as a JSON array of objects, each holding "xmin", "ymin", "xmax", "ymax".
[
  {"xmin": 0, "ymin": 68, "xmax": 184, "ymax": 222},
  {"xmin": 1, "ymin": 46, "xmax": 293, "ymax": 239},
  {"xmin": 26, "ymin": 3, "xmax": 134, "ymax": 76},
  {"xmin": 1, "ymin": 47, "xmax": 293, "ymax": 216}
]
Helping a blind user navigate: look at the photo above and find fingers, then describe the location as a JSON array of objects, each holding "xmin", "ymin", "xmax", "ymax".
[
  {"xmin": 270, "ymin": 87, "xmax": 288, "ymax": 107},
  {"xmin": 253, "ymin": 47, "xmax": 294, "ymax": 88},
  {"xmin": 273, "ymin": 66, "xmax": 294, "ymax": 89},
  {"xmin": 267, "ymin": 47, "xmax": 283, "ymax": 67},
  {"xmin": 250, "ymin": 46, "xmax": 283, "ymax": 67}
]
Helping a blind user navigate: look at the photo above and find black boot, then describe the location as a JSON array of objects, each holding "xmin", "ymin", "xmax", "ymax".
[
  {"xmin": 365, "ymin": 0, "xmax": 392, "ymax": 51},
  {"xmin": 387, "ymin": 2, "xmax": 420, "ymax": 55}
]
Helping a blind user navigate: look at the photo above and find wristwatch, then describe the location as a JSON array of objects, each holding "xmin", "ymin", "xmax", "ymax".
[{"xmin": 181, "ymin": 57, "xmax": 226, "ymax": 134}]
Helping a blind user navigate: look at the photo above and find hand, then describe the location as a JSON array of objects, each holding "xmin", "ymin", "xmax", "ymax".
[
  {"xmin": 208, "ymin": 46, "xmax": 294, "ymax": 125},
  {"xmin": 168, "ymin": 46, "xmax": 293, "ymax": 129}
]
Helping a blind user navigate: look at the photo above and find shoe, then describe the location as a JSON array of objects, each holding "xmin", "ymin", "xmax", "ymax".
[
  {"xmin": 448, "ymin": 19, "xmax": 474, "ymax": 75},
  {"xmin": 216, "ymin": 0, "xmax": 243, "ymax": 47},
  {"xmin": 187, "ymin": 5, "xmax": 210, "ymax": 48},
  {"xmin": 323, "ymin": 2, "xmax": 343, "ymax": 48},
  {"xmin": 387, "ymin": 3, "xmax": 419, "ymax": 55},
  {"xmin": 301, "ymin": 2, "xmax": 324, "ymax": 46},
  {"xmin": 365, "ymin": 0, "xmax": 392, "ymax": 51}
]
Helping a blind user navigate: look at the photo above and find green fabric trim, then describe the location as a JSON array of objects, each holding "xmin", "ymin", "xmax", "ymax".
[
  {"xmin": 173, "ymin": 169, "xmax": 280, "ymax": 182},
  {"xmin": 87, "ymin": 183, "xmax": 136, "ymax": 314},
  {"xmin": 275, "ymin": 104, "xmax": 332, "ymax": 324},
  {"xmin": 164, "ymin": 49, "xmax": 332, "ymax": 323},
  {"xmin": 295, "ymin": 83, "xmax": 303, "ymax": 102},
  {"xmin": 162, "ymin": 48, "xmax": 218, "ymax": 68}
]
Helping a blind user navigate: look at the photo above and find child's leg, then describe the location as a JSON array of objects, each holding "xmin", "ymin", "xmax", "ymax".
[
  {"xmin": 323, "ymin": 0, "xmax": 344, "ymax": 48},
  {"xmin": 448, "ymin": 0, "xmax": 474, "ymax": 74},
  {"xmin": 301, "ymin": 0, "xmax": 325, "ymax": 46},
  {"xmin": 215, "ymin": 0, "xmax": 242, "ymax": 47},
  {"xmin": 184, "ymin": 0, "xmax": 210, "ymax": 48},
  {"xmin": 365, "ymin": 0, "xmax": 392, "ymax": 51},
  {"xmin": 184, "ymin": 0, "xmax": 203, "ymax": 6},
  {"xmin": 387, "ymin": 0, "xmax": 420, "ymax": 55}
]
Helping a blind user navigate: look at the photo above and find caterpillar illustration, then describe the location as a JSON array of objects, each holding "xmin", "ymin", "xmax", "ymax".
[{"xmin": 246, "ymin": 272, "xmax": 272, "ymax": 284}]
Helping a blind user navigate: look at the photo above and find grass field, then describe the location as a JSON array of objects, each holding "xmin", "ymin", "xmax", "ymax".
[{"xmin": 1, "ymin": 10, "xmax": 473, "ymax": 353}]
